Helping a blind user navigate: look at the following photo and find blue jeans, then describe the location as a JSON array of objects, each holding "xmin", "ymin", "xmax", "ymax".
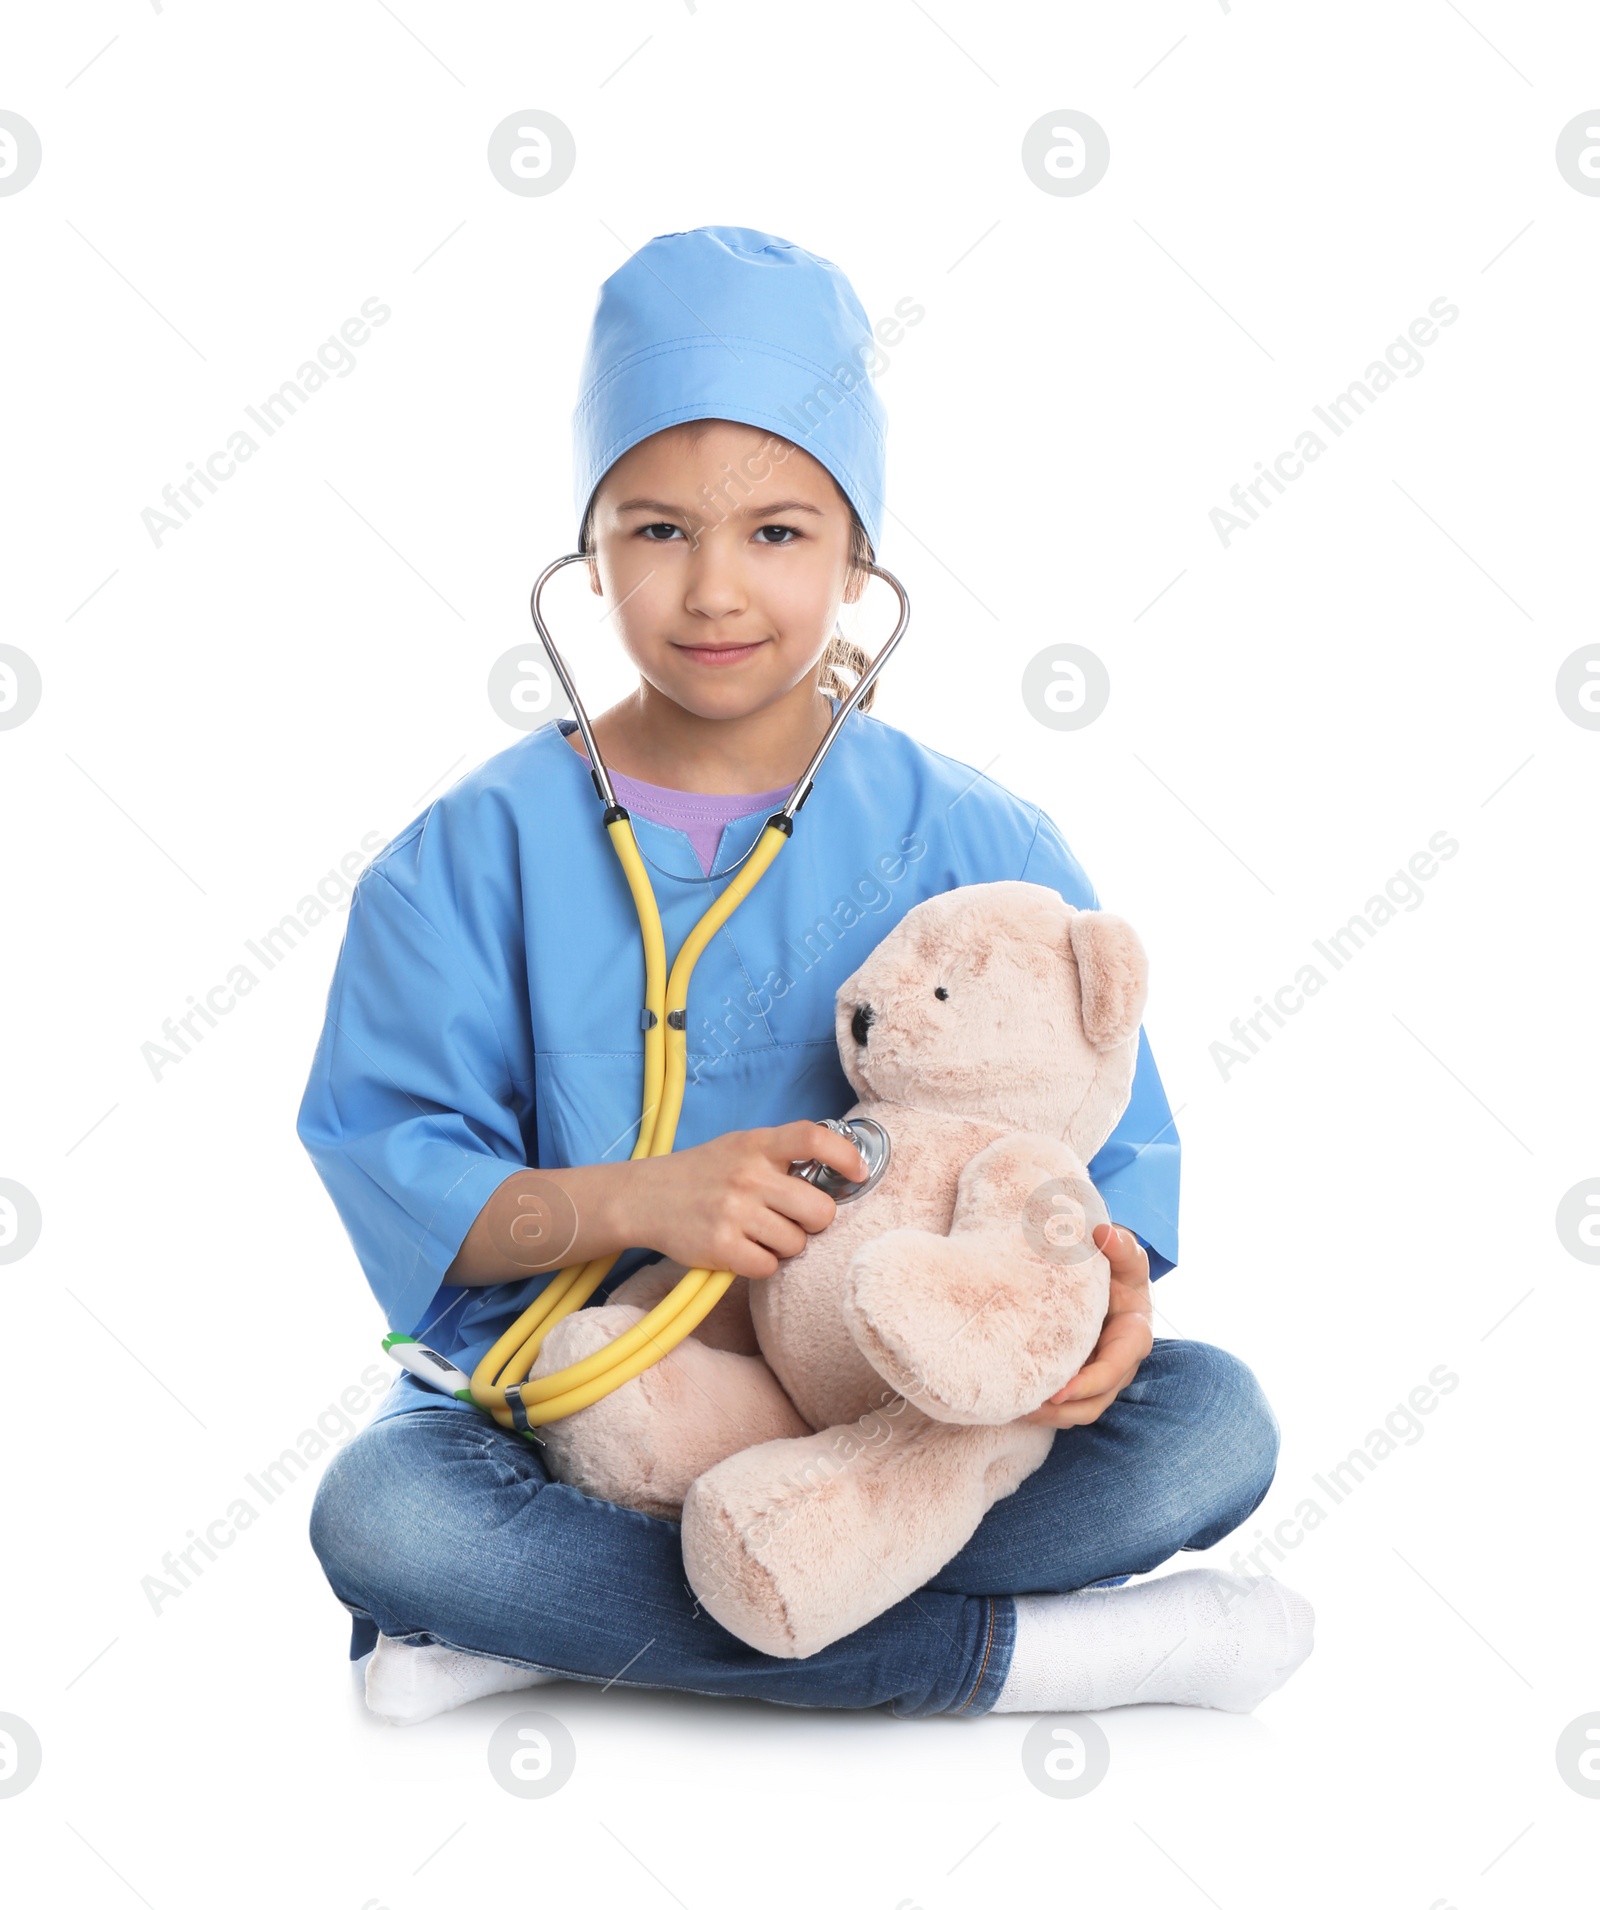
[{"xmin": 308, "ymin": 1337, "xmax": 1279, "ymax": 1718}]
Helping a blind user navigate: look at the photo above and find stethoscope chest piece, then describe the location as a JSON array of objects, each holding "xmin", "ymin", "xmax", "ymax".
[{"xmin": 791, "ymin": 1116, "xmax": 892, "ymax": 1203}]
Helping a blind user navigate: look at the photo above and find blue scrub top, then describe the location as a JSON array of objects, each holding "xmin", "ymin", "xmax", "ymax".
[{"xmin": 297, "ymin": 710, "xmax": 1181, "ymax": 1426}]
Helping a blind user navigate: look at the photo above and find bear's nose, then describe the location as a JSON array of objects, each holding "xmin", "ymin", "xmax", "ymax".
[{"xmin": 850, "ymin": 1002, "xmax": 875, "ymax": 1047}]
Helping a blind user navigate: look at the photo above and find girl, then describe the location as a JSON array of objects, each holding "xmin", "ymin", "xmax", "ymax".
[{"xmin": 301, "ymin": 225, "xmax": 1313, "ymax": 1724}]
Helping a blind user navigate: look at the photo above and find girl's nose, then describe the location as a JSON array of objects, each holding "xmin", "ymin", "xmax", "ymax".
[{"xmin": 681, "ymin": 533, "xmax": 751, "ymax": 621}]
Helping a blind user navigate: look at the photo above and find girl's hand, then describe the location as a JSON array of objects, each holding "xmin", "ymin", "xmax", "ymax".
[
  {"xmin": 1020, "ymin": 1222, "xmax": 1153, "ymax": 1429},
  {"xmin": 632, "ymin": 1121, "xmax": 868, "ymax": 1279}
]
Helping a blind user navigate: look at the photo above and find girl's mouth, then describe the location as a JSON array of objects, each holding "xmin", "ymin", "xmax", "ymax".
[{"xmin": 674, "ymin": 640, "xmax": 768, "ymax": 667}]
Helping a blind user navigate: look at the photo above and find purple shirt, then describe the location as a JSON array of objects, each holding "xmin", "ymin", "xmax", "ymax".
[{"xmin": 608, "ymin": 768, "xmax": 795, "ymax": 875}]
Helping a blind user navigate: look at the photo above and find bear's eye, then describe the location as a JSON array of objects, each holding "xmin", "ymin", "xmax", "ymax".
[{"xmin": 934, "ymin": 986, "xmax": 949, "ymax": 1001}]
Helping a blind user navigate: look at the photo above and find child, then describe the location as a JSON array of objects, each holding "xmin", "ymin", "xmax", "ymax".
[{"xmin": 300, "ymin": 225, "xmax": 1313, "ymax": 1725}]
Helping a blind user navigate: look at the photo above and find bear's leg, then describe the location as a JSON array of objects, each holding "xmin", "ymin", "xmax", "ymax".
[
  {"xmin": 681, "ymin": 1407, "xmax": 1054, "ymax": 1658},
  {"xmin": 532, "ymin": 1305, "xmax": 809, "ymax": 1521},
  {"xmin": 843, "ymin": 1133, "xmax": 1111, "ymax": 1425}
]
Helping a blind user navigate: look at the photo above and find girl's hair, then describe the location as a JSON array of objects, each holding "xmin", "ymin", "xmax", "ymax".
[
  {"xmin": 819, "ymin": 514, "xmax": 879, "ymax": 715},
  {"xmin": 579, "ymin": 468, "xmax": 880, "ymax": 715}
]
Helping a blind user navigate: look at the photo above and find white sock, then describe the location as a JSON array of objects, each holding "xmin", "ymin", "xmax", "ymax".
[
  {"xmin": 363, "ymin": 1632, "xmax": 561, "ymax": 1726},
  {"xmin": 993, "ymin": 1568, "xmax": 1314, "ymax": 1714}
]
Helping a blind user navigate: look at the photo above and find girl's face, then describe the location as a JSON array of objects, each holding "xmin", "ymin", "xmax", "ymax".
[{"xmin": 586, "ymin": 419, "xmax": 866, "ymax": 723}]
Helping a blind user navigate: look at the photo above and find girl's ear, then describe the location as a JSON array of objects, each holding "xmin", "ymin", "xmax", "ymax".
[{"xmin": 1067, "ymin": 911, "xmax": 1149, "ymax": 1049}]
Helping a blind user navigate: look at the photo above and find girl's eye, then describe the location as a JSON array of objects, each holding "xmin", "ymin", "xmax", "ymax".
[
  {"xmin": 640, "ymin": 522, "xmax": 684, "ymax": 542},
  {"xmin": 934, "ymin": 986, "xmax": 949, "ymax": 1000},
  {"xmin": 755, "ymin": 524, "xmax": 799, "ymax": 545}
]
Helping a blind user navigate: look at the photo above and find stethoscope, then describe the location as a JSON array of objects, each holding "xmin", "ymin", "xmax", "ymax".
[{"xmin": 382, "ymin": 552, "xmax": 909, "ymax": 1434}]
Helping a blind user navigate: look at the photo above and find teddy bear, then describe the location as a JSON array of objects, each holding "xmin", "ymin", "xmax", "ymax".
[{"xmin": 530, "ymin": 880, "xmax": 1150, "ymax": 1659}]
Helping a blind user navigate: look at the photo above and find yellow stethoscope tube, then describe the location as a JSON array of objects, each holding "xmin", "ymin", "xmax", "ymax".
[
  {"xmin": 466, "ymin": 549, "xmax": 909, "ymax": 1437},
  {"xmin": 469, "ymin": 816, "xmax": 789, "ymax": 1432}
]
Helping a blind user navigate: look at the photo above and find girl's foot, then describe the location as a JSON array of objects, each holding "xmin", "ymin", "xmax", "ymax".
[
  {"xmin": 992, "ymin": 1567, "xmax": 1314, "ymax": 1714},
  {"xmin": 363, "ymin": 1632, "xmax": 562, "ymax": 1725}
]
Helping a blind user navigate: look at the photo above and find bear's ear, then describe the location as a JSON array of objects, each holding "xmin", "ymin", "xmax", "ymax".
[{"xmin": 1067, "ymin": 911, "xmax": 1149, "ymax": 1048}]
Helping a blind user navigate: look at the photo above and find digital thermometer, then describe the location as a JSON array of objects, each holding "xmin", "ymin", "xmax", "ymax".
[{"xmin": 381, "ymin": 1332, "xmax": 475, "ymax": 1401}]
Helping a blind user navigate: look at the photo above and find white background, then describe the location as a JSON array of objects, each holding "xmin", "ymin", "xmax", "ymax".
[{"xmin": 3, "ymin": 3, "xmax": 1597, "ymax": 1905}]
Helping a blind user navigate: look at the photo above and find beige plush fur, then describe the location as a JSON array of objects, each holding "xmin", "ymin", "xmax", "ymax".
[{"xmin": 532, "ymin": 881, "xmax": 1148, "ymax": 1658}]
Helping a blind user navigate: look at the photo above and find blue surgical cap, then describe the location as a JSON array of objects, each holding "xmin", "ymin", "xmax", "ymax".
[{"xmin": 571, "ymin": 225, "xmax": 887, "ymax": 555}]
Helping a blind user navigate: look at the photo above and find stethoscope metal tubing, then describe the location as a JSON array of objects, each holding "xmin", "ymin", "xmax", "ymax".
[
  {"xmin": 529, "ymin": 551, "xmax": 618, "ymax": 808},
  {"xmin": 528, "ymin": 554, "xmax": 911, "ymax": 818}
]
